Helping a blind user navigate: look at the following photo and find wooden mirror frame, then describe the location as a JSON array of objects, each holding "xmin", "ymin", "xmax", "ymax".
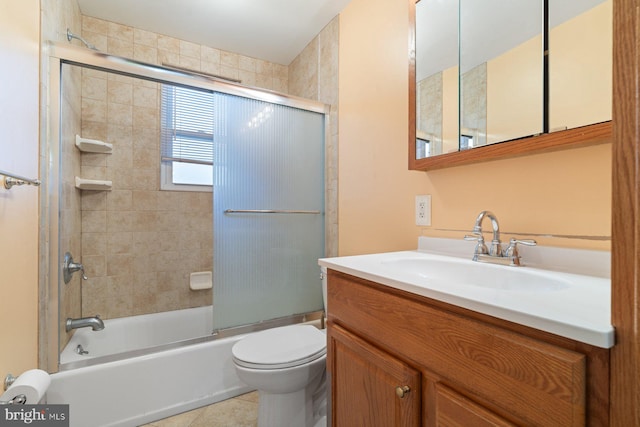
[{"xmin": 408, "ymin": 0, "xmax": 612, "ymax": 171}]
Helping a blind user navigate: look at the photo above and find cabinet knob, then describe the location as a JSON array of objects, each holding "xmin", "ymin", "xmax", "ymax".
[{"xmin": 395, "ymin": 385, "xmax": 411, "ymax": 399}]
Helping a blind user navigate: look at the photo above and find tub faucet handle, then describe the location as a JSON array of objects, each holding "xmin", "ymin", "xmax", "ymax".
[{"xmin": 63, "ymin": 252, "xmax": 88, "ymax": 284}]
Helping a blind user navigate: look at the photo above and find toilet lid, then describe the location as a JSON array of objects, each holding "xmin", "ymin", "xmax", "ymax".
[{"xmin": 232, "ymin": 325, "xmax": 327, "ymax": 369}]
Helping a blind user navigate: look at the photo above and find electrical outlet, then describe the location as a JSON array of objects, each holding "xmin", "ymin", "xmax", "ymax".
[{"xmin": 415, "ymin": 195, "xmax": 431, "ymax": 226}]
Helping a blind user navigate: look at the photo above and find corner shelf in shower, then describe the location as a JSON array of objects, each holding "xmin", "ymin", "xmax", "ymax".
[
  {"xmin": 75, "ymin": 135, "xmax": 113, "ymax": 153},
  {"xmin": 75, "ymin": 177, "xmax": 112, "ymax": 191}
]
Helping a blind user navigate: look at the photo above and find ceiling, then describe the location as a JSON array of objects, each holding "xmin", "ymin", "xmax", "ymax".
[{"xmin": 77, "ymin": 0, "xmax": 352, "ymax": 65}]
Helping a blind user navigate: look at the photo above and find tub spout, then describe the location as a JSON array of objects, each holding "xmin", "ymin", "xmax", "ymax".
[{"xmin": 66, "ymin": 315, "xmax": 105, "ymax": 332}]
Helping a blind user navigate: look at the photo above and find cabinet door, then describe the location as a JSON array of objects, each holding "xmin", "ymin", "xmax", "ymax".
[
  {"xmin": 329, "ymin": 323, "xmax": 421, "ymax": 427},
  {"xmin": 434, "ymin": 383, "xmax": 516, "ymax": 427}
]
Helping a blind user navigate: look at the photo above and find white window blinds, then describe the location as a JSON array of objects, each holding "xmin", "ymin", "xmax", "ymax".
[{"xmin": 160, "ymin": 84, "xmax": 214, "ymax": 167}]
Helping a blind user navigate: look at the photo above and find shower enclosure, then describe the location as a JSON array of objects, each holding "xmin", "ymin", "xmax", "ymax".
[
  {"xmin": 212, "ymin": 93, "xmax": 326, "ymax": 330},
  {"xmin": 45, "ymin": 42, "xmax": 330, "ymax": 370}
]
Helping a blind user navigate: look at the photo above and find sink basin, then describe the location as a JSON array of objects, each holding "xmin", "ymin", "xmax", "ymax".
[{"xmin": 380, "ymin": 257, "xmax": 570, "ymax": 292}]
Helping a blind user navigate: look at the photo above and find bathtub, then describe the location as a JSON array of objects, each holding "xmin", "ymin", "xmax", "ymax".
[{"xmin": 45, "ymin": 306, "xmax": 252, "ymax": 427}]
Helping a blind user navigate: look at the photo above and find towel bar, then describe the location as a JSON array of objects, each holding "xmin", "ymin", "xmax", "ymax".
[{"xmin": 0, "ymin": 169, "xmax": 40, "ymax": 189}]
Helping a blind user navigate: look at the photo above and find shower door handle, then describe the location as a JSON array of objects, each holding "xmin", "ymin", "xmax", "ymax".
[{"xmin": 224, "ymin": 209, "xmax": 321, "ymax": 214}]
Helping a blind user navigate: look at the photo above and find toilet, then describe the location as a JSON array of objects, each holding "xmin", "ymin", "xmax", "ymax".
[{"xmin": 231, "ymin": 270, "xmax": 328, "ymax": 427}]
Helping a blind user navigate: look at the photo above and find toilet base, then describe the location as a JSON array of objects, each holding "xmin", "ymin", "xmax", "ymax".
[{"xmin": 256, "ymin": 371, "xmax": 326, "ymax": 427}]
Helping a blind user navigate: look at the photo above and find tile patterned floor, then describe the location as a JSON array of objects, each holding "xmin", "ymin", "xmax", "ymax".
[{"xmin": 141, "ymin": 391, "xmax": 258, "ymax": 427}]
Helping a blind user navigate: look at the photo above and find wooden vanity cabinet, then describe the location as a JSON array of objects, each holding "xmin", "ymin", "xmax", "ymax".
[{"xmin": 326, "ymin": 270, "xmax": 610, "ymax": 426}]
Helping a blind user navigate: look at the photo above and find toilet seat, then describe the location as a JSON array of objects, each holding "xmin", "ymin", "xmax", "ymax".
[{"xmin": 232, "ymin": 324, "xmax": 327, "ymax": 370}]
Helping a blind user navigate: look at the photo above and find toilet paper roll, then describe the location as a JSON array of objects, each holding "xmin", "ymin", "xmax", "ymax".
[{"xmin": 0, "ymin": 369, "xmax": 51, "ymax": 404}]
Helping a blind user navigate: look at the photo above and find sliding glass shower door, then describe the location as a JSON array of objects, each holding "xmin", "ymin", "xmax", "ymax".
[{"xmin": 212, "ymin": 93, "xmax": 325, "ymax": 330}]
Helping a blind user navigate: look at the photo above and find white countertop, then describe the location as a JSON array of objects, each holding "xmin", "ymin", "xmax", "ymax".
[{"xmin": 319, "ymin": 239, "xmax": 614, "ymax": 348}]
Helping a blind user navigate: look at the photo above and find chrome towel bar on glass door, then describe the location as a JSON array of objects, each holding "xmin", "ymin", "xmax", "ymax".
[{"xmin": 224, "ymin": 209, "xmax": 320, "ymax": 215}]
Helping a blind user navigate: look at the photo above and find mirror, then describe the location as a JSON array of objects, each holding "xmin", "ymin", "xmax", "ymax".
[
  {"xmin": 413, "ymin": 0, "xmax": 612, "ymax": 163},
  {"xmin": 460, "ymin": 0, "xmax": 543, "ymax": 150},
  {"xmin": 415, "ymin": 0, "xmax": 458, "ymax": 157},
  {"xmin": 549, "ymin": 0, "xmax": 612, "ymax": 131}
]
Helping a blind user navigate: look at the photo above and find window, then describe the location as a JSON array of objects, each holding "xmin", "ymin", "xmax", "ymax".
[{"xmin": 160, "ymin": 84, "xmax": 214, "ymax": 191}]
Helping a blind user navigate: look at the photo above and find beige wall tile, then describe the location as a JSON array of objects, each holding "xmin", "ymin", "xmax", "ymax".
[
  {"xmin": 108, "ymin": 37, "xmax": 134, "ymax": 58},
  {"xmin": 239, "ymin": 56, "xmax": 257, "ymax": 72},
  {"xmin": 158, "ymin": 50, "xmax": 179, "ymax": 67},
  {"xmin": 220, "ymin": 51, "xmax": 239, "ymax": 68},
  {"xmin": 180, "ymin": 40, "xmax": 201, "ymax": 58},
  {"xmin": 133, "ymin": 106, "xmax": 158, "ymax": 129},
  {"xmin": 133, "ymin": 85, "xmax": 158, "ymax": 108},
  {"xmin": 82, "ymin": 98, "xmax": 107, "ymax": 122},
  {"xmin": 107, "ymin": 102, "xmax": 133, "ymax": 126},
  {"xmin": 179, "ymin": 55, "xmax": 200, "ymax": 71},
  {"xmin": 107, "ymin": 232, "xmax": 133, "ymax": 254},
  {"xmin": 82, "ymin": 16, "xmax": 108, "ymax": 35},
  {"xmin": 107, "ymin": 80, "xmax": 133, "ymax": 105},
  {"xmin": 83, "ymin": 255, "xmax": 106, "ymax": 277},
  {"xmin": 108, "ymin": 22, "xmax": 133, "ymax": 42},
  {"xmin": 158, "ymin": 34, "xmax": 180, "ymax": 52},
  {"xmin": 134, "ymin": 28, "xmax": 157, "ymax": 47},
  {"xmin": 239, "ymin": 70, "xmax": 257, "ymax": 87},
  {"xmin": 81, "ymin": 191, "xmax": 107, "ymax": 211},
  {"xmin": 82, "ymin": 209, "xmax": 107, "ymax": 233},
  {"xmin": 107, "ymin": 190, "xmax": 133, "ymax": 211},
  {"xmin": 81, "ymin": 31, "xmax": 108, "ymax": 51},
  {"xmin": 201, "ymin": 46, "xmax": 221, "ymax": 63},
  {"xmin": 201, "ymin": 61, "xmax": 222, "ymax": 77},
  {"xmin": 82, "ymin": 232, "xmax": 107, "ymax": 256},
  {"xmin": 82, "ymin": 75, "xmax": 107, "ymax": 101},
  {"xmin": 219, "ymin": 65, "xmax": 239, "ymax": 81},
  {"xmin": 134, "ymin": 44, "xmax": 158, "ymax": 64},
  {"xmin": 107, "ymin": 211, "xmax": 133, "ymax": 232}
]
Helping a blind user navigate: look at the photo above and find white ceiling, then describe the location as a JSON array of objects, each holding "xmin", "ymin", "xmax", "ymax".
[{"xmin": 77, "ymin": 0, "xmax": 352, "ymax": 65}]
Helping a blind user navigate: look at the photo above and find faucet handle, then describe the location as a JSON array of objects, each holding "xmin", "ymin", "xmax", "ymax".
[
  {"xmin": 504, "ymin": 238, "xmax": 537, "ymax": 257},
  {"xmin": 464, "ymin": 234, "xmax": 488, "ymax": 260}
]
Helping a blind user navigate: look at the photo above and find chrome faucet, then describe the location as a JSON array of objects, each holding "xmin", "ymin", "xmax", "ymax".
[
  {"xmin": 66, "ymin": 315, "xmax": 104, "ymax": 332},
  {"xmin": 464, "ymin": 211, "xmax": 536, "ymax": 266},
  {"xmin": 473, "ymin": 210, "xmax": 502, "ymax": 256}
]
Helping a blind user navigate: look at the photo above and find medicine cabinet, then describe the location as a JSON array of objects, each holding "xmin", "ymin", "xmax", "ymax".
[{"xmin": 410, "ymin": 0, "xmax": 612, "ymax": 170}]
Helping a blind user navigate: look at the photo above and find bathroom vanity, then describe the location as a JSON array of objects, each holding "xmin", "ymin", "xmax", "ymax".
[{"xmin": 320, "ymin": 242, "xmax": 612, "ymax": 426}]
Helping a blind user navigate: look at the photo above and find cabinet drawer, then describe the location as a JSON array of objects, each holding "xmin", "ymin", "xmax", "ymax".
[
  {"xmin": 434, "ymin": 383, "xmax": 516, "ymax": 427},
  {"xmin": 328, "ymin": 271, "xmax": 587, "ymax": 426}
]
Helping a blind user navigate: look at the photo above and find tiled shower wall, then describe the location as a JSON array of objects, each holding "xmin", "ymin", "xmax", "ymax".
[
  {"xmin": 289, "ymin": 17, "xmax": 339, "ymax": 258},
  {"xmin": 78, "ymin": 66, "xmax": 214, "ymax": 319},
  {"xmin": 74, "ymin": 15, "xmax": 338, "ymax": 319}
]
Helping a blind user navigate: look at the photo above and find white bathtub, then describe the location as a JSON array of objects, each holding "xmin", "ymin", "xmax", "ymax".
[{"xmin": 46, "ymin": 306, "xmax": 252, "ymax": 427}]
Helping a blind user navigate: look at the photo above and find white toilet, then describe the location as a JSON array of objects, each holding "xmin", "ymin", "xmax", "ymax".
[{"xmin": 231, "ymin": 270, "xmax": 328, "ymax": 427}]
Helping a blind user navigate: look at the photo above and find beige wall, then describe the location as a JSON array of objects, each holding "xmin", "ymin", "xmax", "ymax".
[
  {"xmin": 0, "ymin": 0, "xmax": 40, "ymax": 375},
  {"xmin": 339, "ymin": 0, "xmax": 611, "ymax": 255},
  {"xmin": 339, "ymin": 0, "xmax": 430, "ymax": 255}
]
